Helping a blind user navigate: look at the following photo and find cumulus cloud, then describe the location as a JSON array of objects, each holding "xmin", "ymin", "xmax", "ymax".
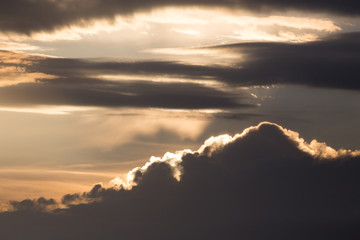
[
  {"xmin": 0, "ymin": 0, "xmax": 359, "ymax": 35},
  {"xmin": 9, "ymin": 197, "xmax": 57, "ymax": 212},
  {"xmin": 1, "ymin": 122, "xmax": 360, "ymax": 239}
]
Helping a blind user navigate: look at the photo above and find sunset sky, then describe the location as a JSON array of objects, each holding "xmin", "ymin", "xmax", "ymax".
[{"xmin": 0, "ymin": 1, "xmax": 360, "ymax": 239}]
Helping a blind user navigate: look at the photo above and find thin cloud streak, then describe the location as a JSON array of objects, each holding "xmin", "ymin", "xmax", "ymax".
[{"xmin": 0, "ymin": 79, "xmax": 251, "ymax": 109}]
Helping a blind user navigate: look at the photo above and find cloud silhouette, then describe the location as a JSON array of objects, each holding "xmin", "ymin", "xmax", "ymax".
[
  {"xmin": 9, "ymin": 197, "xmax": 57, "ymax": 212},
  {"xmin": 1, "ymin": 122, "xmax": 360, "ymax": 239},
  {"xmin": 0, "ymin": 0, "xmax": 359, "ymax": 34}
]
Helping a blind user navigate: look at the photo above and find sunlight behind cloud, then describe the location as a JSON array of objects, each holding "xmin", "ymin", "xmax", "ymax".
[
  {"xmin": 144, "ymin": 47, "xmax": 242, "ymax": 66},
  {"xmin": 96, "ymin": 73, "xmax": 220, "ymax": 86},
  {"xmin": 112, "ymin": 121, "xmax": 360, "ymax": 193},
  {"xmin": 229, "ymin": 29, "xmax": 319, "ymax": 42},
  {"xmin": 0, "ymin": 7, "xmax": 341, "ymax": 55},
  {"xmin": 0, "ymin": 106, "xmax": 93, "ymax": 115},
  {"xmin": 216, "ymin": 15, "xmax": 340, "ymax": 32},
  {"xmin": 172, "ymin": 28, "xmax": 201, "ymax": 35}
]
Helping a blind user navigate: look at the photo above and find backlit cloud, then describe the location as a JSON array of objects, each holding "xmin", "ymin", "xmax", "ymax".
[{"xmin": 1, "ymin": 122, "xmax": 360, "ymax": 239}]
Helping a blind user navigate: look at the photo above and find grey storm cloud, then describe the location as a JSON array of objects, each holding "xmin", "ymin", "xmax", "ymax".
[
  {"xmin": 0, "ymin": 0, "xmax": 360, "ymax": 34},
  {"xmin": 1, "ymin": 122, "xmax": 360, "ymax": 240}
]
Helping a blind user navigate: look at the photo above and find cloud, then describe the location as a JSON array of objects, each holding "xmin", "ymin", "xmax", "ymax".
[
  {"xmin": 0, "ymin": 50, "xmax": 255, "ymax": 110},
  {"xmin": 205, "ymin": 32, "xmax": 360, "ymax": 90},
  {"xmin": 0, "ymin": 0, "xmax": 358, "ymax": 35},
  {"xmin": 9, "ymin": 197, "xmax": 57, "ymax": 212},
  {"xmin": 1, "ymin": 31, "xmax": 360, "ymax": 111},
  {"xmin": 0, "ymin": 50, "xmax": 54, "ymax": 86},
  {"xmin": 1, "ymin": 122, "xmax": 360, "ymax": 239},
  {"xmin": 1, "ymin": 30, "xmax": 359, "ymax": 113},
  {"xmin": 0, "ymin": 78, "xmax": 251, "ymax": 109},
  {"xmin": 28, "ymin": 32, "xmax": 360, "ymax": 91}
]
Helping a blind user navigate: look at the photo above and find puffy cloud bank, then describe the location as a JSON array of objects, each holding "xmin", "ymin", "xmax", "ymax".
[{"xmin": 2, "ymin": 122, "xmax": 360, "ymax": 239}]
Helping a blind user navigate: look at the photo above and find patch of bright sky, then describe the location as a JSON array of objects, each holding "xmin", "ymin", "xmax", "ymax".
[
  {"xmin": 76, "ymin": 108, "xmax": 209, "ymax": 150},
  {"xmin": 0, "ymin": 106, "xmax": 94, "ymax": 115},
  {"xmin": 0, "ymin": 108, "xmax": 210, "ymax": 164},
  {"xmin": 0, "ymin": 167, "xmax": 119, "ymax": 204},
  {"xmin": 0, "ymin": 7, "xmax": 346, "ymax": 58},
  {"xmin": 97, "ymin": 73, "xmax": 220, "ymax": 86}
]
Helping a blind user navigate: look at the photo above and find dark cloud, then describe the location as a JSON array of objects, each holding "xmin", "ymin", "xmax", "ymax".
[
  {"xmin": 10, "ymin": 197, "xmax": 57, "ymax": 212},
  {"xmin": 29, "ymin": 32, "xmax": 360, "ymax": 91},
  {"xmin": 29, "ymin": 57, "xmax": 224, "ymax": 80},
  {"xmin": 0, "ymin": 50, "xmax": 255, "ymax": 109},
  {"xmin": 61, "ymin": 183, "xmax": 104, "ymax": 205},
  {"xmin": 207, "ymin": 32, "xmax": 360, "ymax": 90},
  {"xmin": 212, "ymin": 112, "xmax": 262, "ymax": 120},
  {"xmin": 1, "ymin": 31, "xmax": 360, "ymax": 110},
  {"xmin": 0, "ymin": 77, "xmax": 251, "ymax": 109},
  {"xmin": 0, "ymin": 0, "xmax": 359, "ymax": 34},
  {"xmin": 1, "ymin": 122, "xmax": 360, "ymax": 239}
]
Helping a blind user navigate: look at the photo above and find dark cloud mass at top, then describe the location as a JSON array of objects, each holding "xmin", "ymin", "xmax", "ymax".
[
  {"xmin": 0, "ymin": 0, "xmax": 360, "ymax": 34},
  {"xmin": 1, "ymin": 122, "xmax": 360, "ymax": 240}
]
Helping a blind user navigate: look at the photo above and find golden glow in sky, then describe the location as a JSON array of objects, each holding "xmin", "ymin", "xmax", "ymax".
[
  {"xmin": 0, "ymin": 3, "xmax": 359, "ymax": 211},
  {"xmin": 0, "ymin": 7, "xmax": 343, "ymax": 57}
]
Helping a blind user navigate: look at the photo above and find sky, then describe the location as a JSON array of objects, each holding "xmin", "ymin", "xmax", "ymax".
[{"xmin": 0, "ymin": 0, "xmax": 360, "ymax": 239}]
